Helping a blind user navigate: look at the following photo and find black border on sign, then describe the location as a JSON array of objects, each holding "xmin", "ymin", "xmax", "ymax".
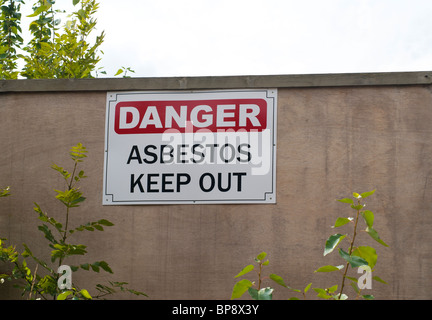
[{"xmin": 103, "ymin": 89, "xmax": 277, "ymax": 205}]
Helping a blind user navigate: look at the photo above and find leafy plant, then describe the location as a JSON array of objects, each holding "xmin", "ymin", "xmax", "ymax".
[
  {"xmin": 1, "ymin": 143, "xmax": 147, "ymax": 299},
  {"xmin": 0, "ymin": 186, "xmax": 10, "ymax": 198},
  {"xmin": 20, "ymin": 0, "xmax": 105, "ymax": 79},
  {"xmin": 231, "ymin": 252, "xmax": 299, "ymax": 300},
  {"xmin": 114, "ymin": 66, "xmax": 135, "ymax": 78},
  {"xmin": 0, "ymin": 0, "xmax": 24, "ymax": 79},
  {"xmin": 231, "ymin": 190, "xmax": 389, "ymax": 300},
  {"xmin": 0, "ymin": 0, "xmax": 133, "ymax": 79},
  {"xmin": 313, "ymin": 189, "xmax": 388, "ymax": 300}
]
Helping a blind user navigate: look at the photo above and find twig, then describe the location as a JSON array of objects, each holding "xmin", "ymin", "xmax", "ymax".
[{"xmin": 28, "ymin": 264, "xmax": 38, "ymax": 300}]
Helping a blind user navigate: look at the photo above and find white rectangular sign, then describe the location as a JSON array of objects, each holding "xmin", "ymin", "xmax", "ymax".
[{"xmin": 103, "ymin": 89, "xmax": 277, "ymax": 205}]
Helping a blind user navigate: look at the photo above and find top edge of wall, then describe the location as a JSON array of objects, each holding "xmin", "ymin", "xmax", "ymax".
[{"xmin": 1, "ymin": 71, "xmax": 432, "ymax": 93}]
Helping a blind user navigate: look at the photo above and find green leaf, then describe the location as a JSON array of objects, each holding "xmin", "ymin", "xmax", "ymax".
[
  {"xmin": 338, "ymin": 248, "xmax": 368, "ymax": 268},
  {"xmin": 352, "ymin": 246, "xmax": 377, "ymax": 269},
  {"xmin": 269, "ymin": 273, "xmax": 287, "ymax": 288},
  {"xmin": 90, "ymin": 263, "xmax": 100, "ymax": 272},
  {"xmin": 247, "ymin": 287, "xmax": 259, "ymax": 300},
  {"xmin": 27, "ymin": 5, "xmax": 50, "ymax": 17},
  {"xmin": 51, "ymin": 244, "xmax": 87, "ymax": 262},
  {"xmin": 314, "ymin": 265, "xmax": 344, "ymax": 273},
  {"xmin": 351, "ymin": 204, "xmax": 364, "ymax": 211},
  {"xmin": 114, "ymin": 68, "xmax": 124, "ymax": 76},
  {"xmin": 69, "ymin": 143, "xmax": 87, "ymax": 162},
  {"xmin": 256, "ymin": 252, "xmax": 267, "ymax": 261},
  {"xmin": 231, "ymin": 279, "xmax": 253, "ymax": 300},
  {"xmin": 80, "ymin": 263, "xmax": 89, "ymax": 271},
  {"xmin": 98, "ymin": 219, "xmax": 114, "ymax": 226},
  {"xmin": 73, "ymin": 0, "xmax": 80, "ymax": 5},
  {"xmin": 77, "ymin": 9, "xmax": 86, "ymax": 18},
  {"xmin": 51, "ymin": 164, "xmax": 70, "ymax": 180},
  {"xmin": 324, "ymin": 234, "xmax": 346, "ymax": 256},
  {"xmin": 313, "ymin": 288, "xmax": 333, "ymax": 299},
  {"xmin": 351, "ymin": 281, "xmax": 360, "ymax": 293},
  {"xmin": 99, "ymin": 261, "xmax": 113, "ymax": 274},
  {"xmin": 333, "ymin": 217, "xmax": 353, "ymax": 228},
  {"xmin": 337, "ymin": 198, "xmax": 354, "ymax": 204},
  {"xmin": 360, "ymin": 190, "xmax": 376, "ymax": 198},
  {"xmin": 362, "ymin": 294, "xmax": 375, "ymax": 300},
  {"xmin": 0, "ymin": 186, "xmax": 10, "ymax": 198},
  {"xmin": 361, "ymin": 210, "xmax": 374, "ymax": 228},
  {"xmin": 248, "ymin": 287, "xmax": 273, "ymax": 300},
  {"xmin": 39, "ymin": 41, "xmax": 51, "ymax": 52},
  {"xmin": 54, "ymin": 188, "xmax": 86, "ymax": 208},
  {"xmin": 373, "ymin": 276, "xmax": 388, "ymax": 284},
  {"xmin": 234, "ymin": 264, "xmax": 254, "ymax": 278},
  {"xmin": 72, "ymin": 219, "xmax": 113, "ymax": 234},
  {"xmin": 79, "ymin": 289, "xmax": 92, "ymax": 300},
  {"xmin": 38, "ymin": 224, "xmax": 57, "ymax": 244},
  {"xmin": 304, "ymin": 283, "xmax": 312, "ymax": 293},
  {"xmin": 366, "ymin": 226, "xmax": 389, "ymax": 247},
  {"xmin": 57, "ymin": 290, "xmax": 73, "ymax": 300},
  {"xmin": 327, "ymin": 285, "xmax": 338, "ymax": 293},
  {"xmin": 71, "ymin": 195, "xmax": 86, "ymax": 206}
]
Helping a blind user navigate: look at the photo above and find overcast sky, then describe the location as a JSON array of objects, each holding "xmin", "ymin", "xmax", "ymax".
[{"xmin": 21, "ymin": 0, "xmax": 432, "ymax": 78}]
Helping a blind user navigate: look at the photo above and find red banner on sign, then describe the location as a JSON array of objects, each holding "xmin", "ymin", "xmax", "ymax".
[{"xmin": 114, "ymin": 99, "xmax": 267, "ymax": 134}]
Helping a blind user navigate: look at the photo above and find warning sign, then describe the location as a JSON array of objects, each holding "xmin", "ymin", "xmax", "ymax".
[{"xmin": 103, "ymin": 89, "xmax": 277, "ymax": 205}]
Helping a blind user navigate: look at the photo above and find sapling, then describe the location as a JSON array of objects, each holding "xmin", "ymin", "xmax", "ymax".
[
  {"xmin": 231, "ymin": 252, "xmax": 299, "ymax": 300},
  {"xmin": 1, "ymin": 143, "xmax": 147, "ymax": 299},
  {"xmin": 231, "ymin": 190, "xmax": 389, "ymax": 300},
  {"xmin": 313, "ymin": 189, "xmax": 388, "ymax": 300}
]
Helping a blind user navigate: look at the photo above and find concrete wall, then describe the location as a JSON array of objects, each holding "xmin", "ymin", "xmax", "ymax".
[{"xmin": 1, "ymin": 72, "xmax": 431, "ymax": 300}]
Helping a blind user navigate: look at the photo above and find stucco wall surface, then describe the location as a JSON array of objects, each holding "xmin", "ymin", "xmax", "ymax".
[{"xmin": 0, "ymin": 72, "xmax": 431, "ymax": 300}]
